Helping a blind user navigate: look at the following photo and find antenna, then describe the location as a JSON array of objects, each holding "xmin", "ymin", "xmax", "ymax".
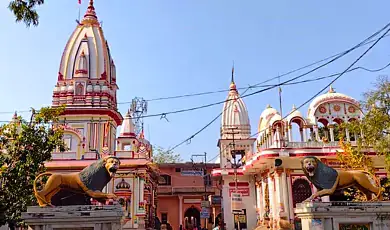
[
  {"xmin": 130, "ymin": 97, "xmax": 148, "ymax": 136},
  {"xmin": 278, "ymin": 75, "xmax": 283, "ymax": 118}
]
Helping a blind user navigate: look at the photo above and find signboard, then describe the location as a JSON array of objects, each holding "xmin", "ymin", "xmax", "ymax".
[
  {"xmin": 201, "ymin": 201, "xmax": 210, "ymax": 208},
  {"xmin": 229, "ymin": 188, "xmax": 250, "ymax": 197},
  {"xmin": 181, "ymin": 169, "xmax": 203, "ymax": 176},
  {"xmin": 231, "ymin": 193, "xmax": 243, "ymax": 214},
  {"xmin": 200, "ymin": 207, "xmax": 210, "ymax": 219},
  {"xmin": 211, "ymin": 195, "xmax": 221, "ymax": 205}
]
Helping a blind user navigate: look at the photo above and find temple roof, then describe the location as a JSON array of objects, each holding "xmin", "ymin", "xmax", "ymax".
[{"xmin": 220, "ymin": 68, "xmax": 251, "ymax": 139}]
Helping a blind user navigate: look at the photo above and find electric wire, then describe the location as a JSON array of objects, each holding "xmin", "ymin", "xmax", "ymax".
[
  {"xmin": 117, "ymin": 33, "xmax": 390, "ymax": 104},
  {"xmin": 206, "ymin": 23, "xmax": 390, "ymax": 163},
  {"xmin": 1, "ymin": 61, "xmax": 390, "ymax": 125},
  {"xmin": 168, "ymin": 22, "xmax": 390, "ymax": 152}
]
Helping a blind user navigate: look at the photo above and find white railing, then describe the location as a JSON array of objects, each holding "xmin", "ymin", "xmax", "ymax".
[
  {"xmin": 52, "ymin": 152, "xmax": 77, "ymax": 160},
  {"xmin": 157, "ymin": 186, "xmax": 217, "ymax": 194},
  {"xmin": 115, "ymin": 151, "xmax": 134, "ymax": 158},
  {"xmin": 83, "ymin": 152, "xmax": 97, "ymax": 159}
]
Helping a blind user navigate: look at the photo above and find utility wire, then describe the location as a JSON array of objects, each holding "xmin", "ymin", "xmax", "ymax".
[
  {"xmin": 168, "ymin": 22, "xmax": 390, "ymax": 152},
  {"xmin": 1, "ymin": 32, "xmax": 390, "ymax": 117},
  {"xmin": 117, "ymin": 33, "xmax": 390, "ymax": 104},
  {"xmin": 206, "ymin": 23, "xmax": 390, "ymax": 163},
  {"xmin": 1, "ymin": 62, "xmax": 390, "ymax": 124}
]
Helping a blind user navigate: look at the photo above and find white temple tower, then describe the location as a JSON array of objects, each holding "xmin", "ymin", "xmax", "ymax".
[
  {"xmin": 51, "ymin": 0, "xmax": 123, "ymax": 159},
  {"xmin": 217, "ymin": 68, "xmax": 257, "ymax": 230}
]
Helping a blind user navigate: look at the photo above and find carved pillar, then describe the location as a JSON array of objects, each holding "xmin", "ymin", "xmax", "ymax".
[
  {"xmin": 299, "ymin": 128, "xmax": 304, "ymax": 142},
  {"xmin": 285, "ymin": 170, "xmax": 294, "ymax": 222},
  {"xmin": 314, "ymin": 125, "xmax": 320, "ymax": 141},
  {"xmin": 329, "ymin": 125, "xmax": 335, "ymax": 142},
  {"xmin": 267, "ymin": 176, "xmax": 275, "ymax": 221},
  {"xmin": 345, "ymin": 128, "xmax": 350, "ymax": 141},
  {"xmin": 288, "ymin": 125, "xmax": 293, "ymax": 141}
]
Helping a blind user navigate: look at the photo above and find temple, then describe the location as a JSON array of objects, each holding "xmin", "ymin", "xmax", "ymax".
[
  {"xmin": 213, "ymin": 78, "xmax": 388, "ymax": 230},
  {"xmin": 48, "ymin": 1, "xmax": 158, "ymax": 229}
]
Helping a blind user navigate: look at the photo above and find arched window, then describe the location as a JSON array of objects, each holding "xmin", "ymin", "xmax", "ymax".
[
  {"xmin": 75, "ymin": 83, "xmax": 84, "ymax": 96},
  {"xmin": 292, "ymin": 178, "xmax": 312, "ymax": 207}
]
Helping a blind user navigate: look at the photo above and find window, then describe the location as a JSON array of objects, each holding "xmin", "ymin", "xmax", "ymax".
[
  {"xmin": 63, "ymin": 135, "xmax": 72, "ymax": 152},
  {"xmin": 75, "ymin": 83, "xmax": 84, "ymax": 95},
  {"xmin": 159, "ymin": 175, "xmax": 172, "ymax": 186},
  {"xmin": 161, "ymin": 213, "xmax": 168, "ymax": 224}
]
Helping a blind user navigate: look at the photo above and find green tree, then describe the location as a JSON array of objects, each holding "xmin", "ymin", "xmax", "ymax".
[
  {"xmin": 0, "ymin": 106, "xmax": 66, "ymax": 228},
  {"xmin": 8, "ymin": 0, "xmax": 44, "ymax": 27},
  {"xmin": 152, "ymin": 146, "xmax": 181, "ymax": 164},
  {"xmin": 336, "ymin": 76, "xmax": 390, "ymax": 201}
]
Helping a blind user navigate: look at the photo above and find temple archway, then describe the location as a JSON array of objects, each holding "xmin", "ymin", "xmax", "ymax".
[{"xmin": 184, "ymin": 206, "xmax": 200, "ymax": 229}]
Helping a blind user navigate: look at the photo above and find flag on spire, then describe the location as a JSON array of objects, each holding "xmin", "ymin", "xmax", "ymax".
[{"xmin": 78, "ymin": 0, "xmax": 81, "ymax": 4}]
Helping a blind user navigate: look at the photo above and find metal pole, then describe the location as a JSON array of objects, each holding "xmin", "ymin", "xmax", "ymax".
[{"xmin": 204, "ymin": 152, "xmax": 207, "ymax": 230}]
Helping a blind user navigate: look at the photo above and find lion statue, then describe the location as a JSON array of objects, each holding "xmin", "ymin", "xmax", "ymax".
[
  {"xmin": 301, "ymin": 156, "xmax": 382, "ymax": 201},
  {"xmin": 33, "ymin": 155, "xmax": 120, "ymax": 207}
]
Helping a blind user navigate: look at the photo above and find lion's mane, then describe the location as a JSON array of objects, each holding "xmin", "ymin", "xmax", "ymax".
[
  {"xmin": 79, "ymin": 157, "xmax": 112, "ymax": 191},
  {"xmin": 301, "ymin": 156, "xmax": 338, "ymax": 190}
]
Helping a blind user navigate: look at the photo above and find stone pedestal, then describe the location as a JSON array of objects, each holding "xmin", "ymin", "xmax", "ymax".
[
  {"xmin": 22, "ymin": 205, "xmax": 123, "ymax": 230},
  {"xmin": 295, "ymin": 201, "xmax": 390, "ymax": 230}
]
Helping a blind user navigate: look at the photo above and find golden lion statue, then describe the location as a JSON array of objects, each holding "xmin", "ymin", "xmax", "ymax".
[
  {"xmin": 301, "ymin": 156, "xmax": 382, "ymax": 201},
  {"xmin": 34, "ymin": 155, "xmax": 120, "ymax": 207}
]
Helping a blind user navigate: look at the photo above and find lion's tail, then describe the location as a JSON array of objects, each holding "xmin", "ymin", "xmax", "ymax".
[
  {"xmin": 362, "ymin": 171, "xmax": 382, "ymax": 200},
  {"xmin": 33, "ymin": 172, "xmax": 53, "ymax": 201}
]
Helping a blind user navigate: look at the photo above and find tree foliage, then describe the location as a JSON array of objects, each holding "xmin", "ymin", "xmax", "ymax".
[
  {"xmin": 152, "ymin": 146, "xmax": 181, "ymax": 164},
  {"xmin": 8, "ymin": 0, "xmax": 44, "ymax": 27},
  {"xmin": 336, "ymin": 76, "xmax": 390, "ymax": 201},
  {"xmin": 0, "ymin": 106, "xmax": 65, "ymax": 228}
]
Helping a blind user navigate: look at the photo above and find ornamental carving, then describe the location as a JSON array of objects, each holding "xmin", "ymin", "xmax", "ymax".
[
  {"xmin": 333, "ymin": 104, "xmax": 341, "ymax": 112},
  {"xmin": 318, "ymin": 106, "xmax": 327, "ymax": 114},
  {"xmin": 348, "ymin": 106, "xmax": 356, "ymax": 113}
]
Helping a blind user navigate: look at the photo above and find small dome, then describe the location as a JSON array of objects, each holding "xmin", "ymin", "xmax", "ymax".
[
  {"xmin": 102, "ymin": 85, "xmax": 108, "ymax": 92},
  {"xmin": 286, "ymin": 104, "xmax": 304, "ymax": 124},
  {"xmin": 53, "ymin": 86, "xmax": 60, "ymax": 93},
  {"xmin": 93, "ymin": 85, "xmax": 101, "ymax": 92},
  {"xmin": 257, "ymin": 105, "xmax": 279, "ymax": 133},
  {"xmin": 116, "ymin": 179, "xmax": 130, "ymax": 190},
  {"xmin": 67, "ymin": 85, "xmax": 74, "ymax": 92},
  {"xmin": 86, "ymin": 85, "xmax": 93, "ymax": 92}
]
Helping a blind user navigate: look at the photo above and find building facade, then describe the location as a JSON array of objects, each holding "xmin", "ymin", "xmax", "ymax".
[
  {"xmin": 157, "ymin": 163, "xmax": 221, "ymax": 230},
  {"xmin": 47, "ymin": 1, "xmax": 158, "ymax": 229},
  {"xmin": 213, "ymin": 76, "xmax": 386, "ymax": 230}
]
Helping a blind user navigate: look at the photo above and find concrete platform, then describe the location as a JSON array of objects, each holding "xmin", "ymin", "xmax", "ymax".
[
  {"xmin": 22, "ymin": 205, "xmax": 123, "ymax": 230},
  {"xmin": 295, "ymin": 201, "xmax": 390, "ymax": 230}
]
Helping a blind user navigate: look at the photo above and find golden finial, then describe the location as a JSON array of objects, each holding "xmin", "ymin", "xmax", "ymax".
[{"xmin": 328, "ymin": 85, "xmax": 335, "ymax": 93}]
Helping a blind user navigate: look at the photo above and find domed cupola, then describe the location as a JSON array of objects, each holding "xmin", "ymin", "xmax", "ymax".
[
  {"xmin": 307, "ymin": 86, "xmax": 361, "ymax": 125},
  {"xmin": 220, "ymin": 67, "xmax": 251, "ymax": 139},
  {"xmin": 116, "ymin": 179, "xmax": 131, "ymax": 190}
]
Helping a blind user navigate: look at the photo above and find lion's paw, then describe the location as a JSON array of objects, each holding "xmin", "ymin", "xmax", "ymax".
[{"xmin": 107, "ymin": 193, "xmax": 118, "ymax": 200}]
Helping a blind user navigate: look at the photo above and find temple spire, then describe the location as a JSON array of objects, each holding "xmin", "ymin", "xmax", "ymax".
[
  {"xmin": 81, "ymin": 0, "xmax": 99, "ymax": 25},
  {"xmin": 328, "ymin": 85, "xmax": 335, "ymax": 93},
  {"xmin": 230, "ymin": 62, "xmax": 236, "ymax": 90}
]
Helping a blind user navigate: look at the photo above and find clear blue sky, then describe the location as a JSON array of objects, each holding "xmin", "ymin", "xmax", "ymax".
[{"xmin": 1, "ymin": 0, "xmax": 390, "ymax": 162}]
